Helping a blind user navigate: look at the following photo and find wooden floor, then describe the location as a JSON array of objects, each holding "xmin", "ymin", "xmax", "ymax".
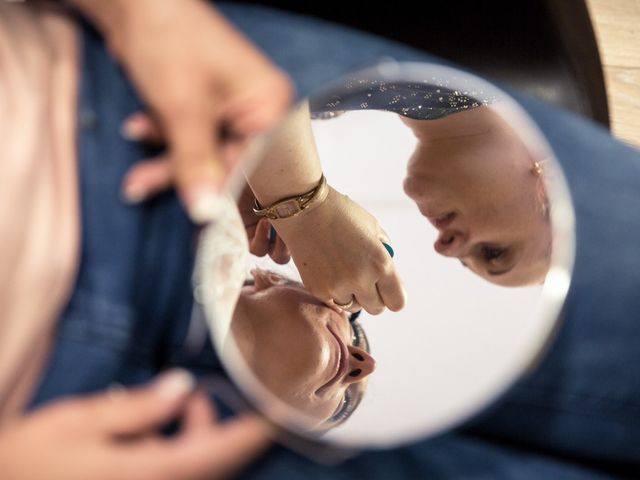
[{"xmin": 586, "ymin": 0, "xmax": 640, "ymax": 148}]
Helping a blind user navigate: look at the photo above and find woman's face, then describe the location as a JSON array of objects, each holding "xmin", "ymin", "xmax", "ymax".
[
  {"xmin": 232, "ymin": 269, "xmax": 375, "ymax": 427},
  {"xmin": 402, "ymin": 108, "xmax": 551, "ymax": 286}
]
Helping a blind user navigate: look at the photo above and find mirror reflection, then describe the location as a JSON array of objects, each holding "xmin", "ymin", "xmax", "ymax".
[
  {"xmin": 196, "ymin": 63, "xmax": 573, "ymax": 446},
  {"xmin": 232, "ymin": 269, "xmax": 372, "ymax": 428},
  {"xmin": 311, "ymin": 78, "xmax": 551, "ymax": 287}
]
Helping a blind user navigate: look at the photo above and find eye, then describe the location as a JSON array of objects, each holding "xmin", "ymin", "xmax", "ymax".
[
  {"xmin": 481, "ymin": 246, "xmax": 506, "ymax": 263},
  {"xmin": 328, "ymin": 387, "xmax": 354, "ymax": 424},
  {"xmin": 351, "ymin": 326, "xmax": 360, "ymax": 346},
  {"xmin": 350, "ymin": 319, "xmax": 370, "ymax": 353}
]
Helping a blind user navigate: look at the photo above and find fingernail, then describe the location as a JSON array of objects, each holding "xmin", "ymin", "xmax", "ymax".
[
  {"xmin": 268, "ymin": 274, "xmax": 285, "ymax": 284},
  {"xmin": 121, "ymin": 182, "xmax": 148, "ymax": 204},
  {"xmin": 189, "ymin": 191, "xmax": 224, "ymax": 224},
  {"xmin": 269, "ymin": 226, "xmax": 277, "ymax": 243},
  {"xmin": 121, "ymin": 119, "xmax": 144, "ymax": 141},
  {"xmin": 156, "ymin": 369, "xmax": 195, "ymax": 399}
]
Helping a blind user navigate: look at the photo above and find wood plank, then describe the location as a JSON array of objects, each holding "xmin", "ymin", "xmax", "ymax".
[
  {"xmin": 585, "ymin": 0, "xmax": 640, "ymax": 147},
  {"xmin": 586, "ymin": 0, "xmax": 640, "ymax": 68},
  {"xmin": 604, "ymin": 67, "xmax": 640, "ymax": 147}
]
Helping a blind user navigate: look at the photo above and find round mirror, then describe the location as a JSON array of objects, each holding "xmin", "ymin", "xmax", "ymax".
[{"xmin": 193, "ymin": 62, "xmax": 575, "ymax": 451}]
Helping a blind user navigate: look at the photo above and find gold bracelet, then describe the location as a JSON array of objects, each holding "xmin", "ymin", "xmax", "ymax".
[{"xmin": 252, "ymin": 175, "xmax": 329, "ymax": 220}]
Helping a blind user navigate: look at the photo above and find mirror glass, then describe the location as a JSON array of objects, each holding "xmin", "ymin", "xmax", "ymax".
[{"xmin": 193, "ymin": 62, "xmax": 575, "ymax": 449}]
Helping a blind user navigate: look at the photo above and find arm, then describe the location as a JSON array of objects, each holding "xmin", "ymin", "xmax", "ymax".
[
  {"xmin": 245, "ymin": 103, "xmax": 406, "ymax": 314},
  {"xmin": 67, "ymin": 0, "xmax": 293, "ymax": 222},
  {"xmin": 122, "ymin": 100, "xmax": 406, "ymax": 314},
  {"xmin": 246, "ymin": 101, "xmax": 323, "ymax": 206}
]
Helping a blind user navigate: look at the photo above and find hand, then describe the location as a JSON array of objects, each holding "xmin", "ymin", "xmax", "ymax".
[
  {"xmin": 119, "ymin": 113, "xmax": 292, "ymax": 264},
  {"xmin": 0, "ymin": 370, "xmax": 271, "ymax": 480},
  {"xmin": 272, "ymin": 187, "xmax": 406, "ymax": 315},
  {"xmin": 73, "ymin": 0, "xmax": 293, "ymax": 222},
  {"xmin": 237, "ymin": 184, "xmax": 291, "ymax": 264}
]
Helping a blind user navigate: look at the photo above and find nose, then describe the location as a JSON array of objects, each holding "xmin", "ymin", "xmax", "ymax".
[
  {"xmin": 343, "ymin": 345, "xmax": 376, "ymax": 384},
  {"xmin": 433, "ymin": 229, "xmax": 467, "ymax": 258}
]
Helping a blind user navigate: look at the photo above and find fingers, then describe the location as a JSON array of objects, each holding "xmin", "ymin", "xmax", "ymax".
[
  {"xmin": 356, "ymin": 273, "xmax": 404, "ymax": 315},
  {"xmin": 249, "ymin": 218, "xmax": 271, "ymax": 257},
  {"xmin": 328, "ymin": 294, "xmax": 359, "ymax": 313},
  {"xmin": 192, "ymin": 416, "xmax": 272, "ymax": 479},
  {"xmin": 376, "ymin": 269, "xmax": 406, "ymax": 312},
  {"xmin": 374, "ymin": 234, "xmax": 405, "ymax": 312},
  {"xmin": 120, "ymin": 113, "xmax": 173, "ymax": 203},
  {"xmin": 165, "ymin": 110, "xmax": 227, "ymax": 224},
  {"xmin": 269, "ymin": 232, "xmax": 291, "ymax": 264},
  {"xmin": 122, "ymin": 112, "xmax": 165, "ymax": 145},
  {"xmin": 180, "ymin": 416, "xmax": 272, "ymax": 480},
  {"xmin": 248, "ymin": 220, "xmax": 291, "ymax": 263},
  {"xmin": 181, "ymin": 390, "xmax": 217, "ymax": 434},
  {"xmin": 122, "ymin": 157, "xmax": 173, "ymax": 203},
  {"xmin": 353, "ymin": 287, "xmax": 385, "ymax": 316},
  {"xmin": 88, "ymin": 369, "xmax": 195, "ymax": 437},
  {"xmin": 222, "ymin": 69, "xmax": 294, "ymax": 136},
  {"xmin": 139, "ymin": 415, "xmax": 272, "ymax": 480},
  {"xmin": 333, "ymin": 240, "xmax": 403, "ymax": 315}
]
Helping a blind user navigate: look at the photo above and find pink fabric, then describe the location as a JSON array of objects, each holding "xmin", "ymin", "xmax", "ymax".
[{"xmin": 0, "ymin": 4, "xmax": 80, "ymax": 421}]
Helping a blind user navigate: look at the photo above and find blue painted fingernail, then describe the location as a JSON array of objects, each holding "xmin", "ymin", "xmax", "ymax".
[
  {"xmin": 382, "ymin": 242, "xmax": 394, "ymax": 258},
  {"xmin": 269, "ymin": 226, "xmax": 277, "ymax": 243}
]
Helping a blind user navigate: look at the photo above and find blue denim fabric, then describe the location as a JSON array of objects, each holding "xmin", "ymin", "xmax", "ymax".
[
  {"xmin": 28, "ymin": 3, "xmax": 640, "ymax": 479},
  {"xmin": 243, "ymin": 434, "xmax": 614, "ymax": 480},
  {"xmin": 29, "ymin": 20, "xmax": 216, "ymax": 406}
]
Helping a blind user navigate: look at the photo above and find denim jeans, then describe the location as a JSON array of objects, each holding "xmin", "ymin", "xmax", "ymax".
[{"xmin": 31, "ymin": 3, "xmax": 640, "ymax": 479}]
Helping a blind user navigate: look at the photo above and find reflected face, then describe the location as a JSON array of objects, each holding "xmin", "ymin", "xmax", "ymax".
[
  {"xmin": 402, "ymin": 107, "xmax": 551, "ymax": 286},
  {"xmin": 232, "ymin": 269, "xmax": 375, "ymax": 427}
]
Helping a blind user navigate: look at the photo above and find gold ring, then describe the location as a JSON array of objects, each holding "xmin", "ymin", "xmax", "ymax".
[{"xmin": 334, "ymin": 296, "xmax": 355, "ymax": 309}]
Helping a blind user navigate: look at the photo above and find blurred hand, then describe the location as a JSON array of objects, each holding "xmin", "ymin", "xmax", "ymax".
[
  {"xmin": 119, "ymin": 113, "xmax": 291, "ymax": 264},
  {"xmin": 0, "ymin": 370, "xmax": 271, "ymax": 480},
  {"xmin": 273, "ymin": 188, "xmax": 406, "ymax": 315},
  {"xmin": 81, "ymin": 0, "xmax": 293, "ymax": 222}
]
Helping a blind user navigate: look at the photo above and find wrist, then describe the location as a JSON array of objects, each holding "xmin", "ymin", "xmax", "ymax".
[
  {"xmin": 67, "ymin": 0, "xmax": 166, "ymax": 56},
  {"xmin": 253, "ymin": 175, "xmax": 329, "ymax": 220},
  {"xmin": 270, "ymin": 186, "xmax": 340, "ymax": 233}
]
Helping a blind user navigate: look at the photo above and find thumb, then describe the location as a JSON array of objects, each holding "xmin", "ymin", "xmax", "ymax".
[
  {"xmin": 88, "ymin": 369, "xmax": 196, "ymax": 437},
  {"xmin": 167, "ymin": 113, "xmax": 227, "ymax": 224}
]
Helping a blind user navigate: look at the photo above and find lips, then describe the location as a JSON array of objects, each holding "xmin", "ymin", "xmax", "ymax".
[
  {"xmin": 428, "ymin": 212, "xmax": 456, "ymax": 230},
  {"xmin": 317, "ymin": 325, "xmax": 349, "ymax": 393}
]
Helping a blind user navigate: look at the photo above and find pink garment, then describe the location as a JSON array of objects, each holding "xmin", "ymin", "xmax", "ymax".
[{"xmin": 0, "ymin": 3, "xmax": 80, "ymax": 421}]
